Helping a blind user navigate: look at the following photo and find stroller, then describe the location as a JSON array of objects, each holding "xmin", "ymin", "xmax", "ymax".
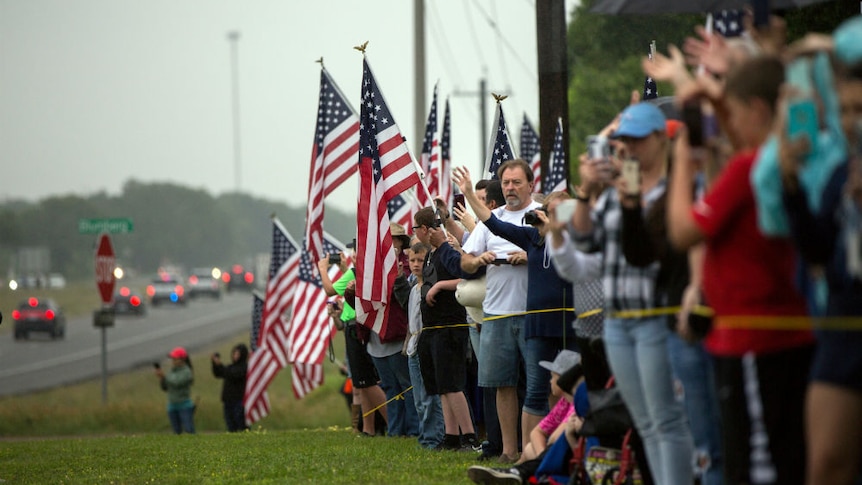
[{"xmin": 567, "ymin": 376, "xmax": 642, "ymax": 485}]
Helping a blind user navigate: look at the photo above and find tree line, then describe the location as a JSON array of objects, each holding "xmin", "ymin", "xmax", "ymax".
[{"xmin": 0, "ymin": 179, "xmax": 356, "ymax": 281}]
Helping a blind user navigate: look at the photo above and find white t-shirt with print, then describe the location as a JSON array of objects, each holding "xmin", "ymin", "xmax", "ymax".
[{"xmin": 461, "ymin": 201, "xmax": 541, "ymax": 315}]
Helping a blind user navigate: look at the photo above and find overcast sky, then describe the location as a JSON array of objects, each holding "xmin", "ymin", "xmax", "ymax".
[{"xmin": 0, "ymin": 0, "xmax": 578, "ymax": 215}]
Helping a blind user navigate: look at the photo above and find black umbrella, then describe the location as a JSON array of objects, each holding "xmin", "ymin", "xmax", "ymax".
[{"xmin": 590, "ymin": 0, "xmax": 833, "ymax": 14}]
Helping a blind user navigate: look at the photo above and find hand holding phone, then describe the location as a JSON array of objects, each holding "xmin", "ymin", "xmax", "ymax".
[
  {"xmin": 621, "ymin": 159, "xmax": 640, "ymax": 196},
  {"xmin": 452, "ymin": 193, "xmax": 465, "ymax": 221},
  {"xmin": 786, "ymin": 98, "xmax": 818, "ymax": 159},
  {"xmin": 554, "ymin": 199, "xmax": 577, "ymax": 223}
]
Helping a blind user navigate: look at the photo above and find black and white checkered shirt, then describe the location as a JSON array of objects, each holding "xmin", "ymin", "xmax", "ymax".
[{"xmin": 572, "ymin": 181, "xmax": 666, "ymax": 315}]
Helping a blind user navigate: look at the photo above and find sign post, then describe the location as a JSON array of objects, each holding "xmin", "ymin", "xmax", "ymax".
[{"xmin": 94, "ymin": 233, "xmax": 116, "ymax": 405}]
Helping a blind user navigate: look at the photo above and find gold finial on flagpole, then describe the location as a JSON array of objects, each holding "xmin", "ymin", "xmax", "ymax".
[
  {"xmin": 492, "ymin": 93, "xmax": 508, "ymax": 103},
  {"xmin": 353, "ymin": 41, "xmax": 369, "ymax": 54}
]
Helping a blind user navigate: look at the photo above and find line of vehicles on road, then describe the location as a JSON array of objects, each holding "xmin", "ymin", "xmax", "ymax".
[{"xmin": 11, "ymin": 264, "xmax": 257, "ymax": 341}]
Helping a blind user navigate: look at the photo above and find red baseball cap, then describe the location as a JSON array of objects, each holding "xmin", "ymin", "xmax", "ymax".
[{"xmin": 168, "ymin": 347, "xmax": 188, "ymax": 359}]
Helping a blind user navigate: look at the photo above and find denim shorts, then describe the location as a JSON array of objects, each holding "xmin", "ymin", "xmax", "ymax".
[
  {"xmin": 523, "ymin": 336, "xmax": 577, "ymax": 416},
  {"xmin": 478, "ymin": 314, "xmax": 527, "ymax": 388}
]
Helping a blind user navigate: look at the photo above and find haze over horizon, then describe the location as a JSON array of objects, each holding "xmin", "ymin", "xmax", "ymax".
[{"xmin": 1, "ymin": 1, "xmax": 577, "ymax": 214}]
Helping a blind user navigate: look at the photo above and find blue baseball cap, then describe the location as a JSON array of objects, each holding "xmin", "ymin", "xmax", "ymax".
[{"xmin": 613, "ymin": 102, "xmax": 667, "ymax": 139}]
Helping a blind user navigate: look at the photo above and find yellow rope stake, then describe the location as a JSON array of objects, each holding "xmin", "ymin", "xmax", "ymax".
[{"xmin": 362, "ymin": 386, "xmax": 413, "ymax": 418}]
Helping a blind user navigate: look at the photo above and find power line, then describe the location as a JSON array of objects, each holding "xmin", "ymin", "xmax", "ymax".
[
  {"xmin": 469, "ymin": 0, "xmax": 535, "ymax": 79},
  {"xmin": 428, "ymin": 0, "xmax": 464, "ymax": 87}
]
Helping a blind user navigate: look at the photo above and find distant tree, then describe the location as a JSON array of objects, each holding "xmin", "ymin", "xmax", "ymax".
[{"xmin": 0, "ymin": 180, "xmax": 358, "ymax": 282}]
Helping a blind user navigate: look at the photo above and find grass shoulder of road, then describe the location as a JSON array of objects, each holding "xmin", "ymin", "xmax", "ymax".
[
  {"xmin": 0, "ymin": 428, "xmax": 479, "ymax": 484},
  {"xmin": 0, "ymin": 329, "xmax": 351, "ymax": 437},
  {"xmin": 0, "ymin": 288, "xmax": 480, "ymax": 483}
]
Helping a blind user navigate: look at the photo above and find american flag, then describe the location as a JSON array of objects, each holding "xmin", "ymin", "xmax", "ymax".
[
  {"xmin": 438, "ymin": 98, "xmax": 453, "ymax": 208},
  {"xmin": 713, "ymin": 10, "xmax": 744, "ymax": 37},
  {"xmin": 244, "ymin": 217, "xmax": 301, "ymax": 425},
  {"xmin": 486, "ymin": 100, "xmax": 516, "ymax": 180},
  {"xmin": 545, "ymin": 117, "xmax": 568, "ymax": 194},
  {"xmin": 643, "ymin": 42, "xmax": 658, "ymax": 100},
  {"xmin": 412, "ymin": 83, "xmax": 438, "ymax": 221},
  {"xmin": 305, "ymin": 68, "xmax": 360, "ymax": 261},
  {"xmin": 388, "ymin": 193, "xmax": 413, "ymax": 233},
  {"xmin": 249, "ymin": 290, "xmax": 264, "ymax": 352},
  {"xmin": 520, "ymin": 114, "xmax": 542, "ymax": 193},
  {"xmin": 355, "ymin": 58, "xmax": 421, "ymax": 334},
  {"xmin": 288, "ymin": 234, "xmax": 345, "ymax": 399}
]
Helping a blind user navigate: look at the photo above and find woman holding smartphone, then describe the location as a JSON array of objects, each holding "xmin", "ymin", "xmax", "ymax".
[{"xmin": 570, "ymin": 102, "xmax": 694, "ymax": 485}]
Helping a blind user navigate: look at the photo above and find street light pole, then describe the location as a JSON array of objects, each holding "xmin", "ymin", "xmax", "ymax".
[{"xmin": 227, "ymin": 31, "xmax": 242, "ymax": 193}]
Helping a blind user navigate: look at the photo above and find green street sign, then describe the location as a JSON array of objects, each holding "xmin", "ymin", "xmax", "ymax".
[{"xmin": 78, "ymin": 218, "xmax": 134, "ymax": 234}]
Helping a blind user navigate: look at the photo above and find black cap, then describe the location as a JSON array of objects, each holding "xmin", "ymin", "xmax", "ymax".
[{"xmin": 557, "ymin": 363, "xmax": 583, "ymax": 395}]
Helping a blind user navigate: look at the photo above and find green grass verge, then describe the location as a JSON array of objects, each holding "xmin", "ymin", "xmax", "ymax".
[
  {"xmin": 0, "ymin": 330, "xmax": 352, "ymax": 436},
  {"xmin": 0, "ymin": 295, "xmax": 481, "ymax": 484},
  {"xmin": 0, "ymin": 429, "xmax": 479, "ymax": 484}
]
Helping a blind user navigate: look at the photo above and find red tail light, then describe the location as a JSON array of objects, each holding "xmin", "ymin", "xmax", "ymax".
[
  {"xmin": 146, "ymin": 285, "xmax": 155, "ymax": 297},
  {"xmin": 175, "ymin": 285, "xmax": 184, "ymax": 296},
  {"xmin": 44, "ymin": 310, "xmax": 55, "ymax": 320},
  {"xmin": 11, "ymin": 310, "xmax": 21, "ymax": 320},
  {"xmin": 28, "ymin": 297, "xmax": 38, "ymax": 307},
  {"xmin": 244, "ymin": 272, "xmax": 254, "ymax": 284},
  {"xmin": 221, "ymin": 273, "xmax": 230, "ymax": 283},
  {"xmin": 189, "ymin": 275, "xmax": 199, "ymax": 284},
  {"xmin": 120, "ymin": 287, "xmax": 131, "ymax": 297},
  {"xmin": 130, "ymin": 296, "xmax": 141, "ymax": 307}
]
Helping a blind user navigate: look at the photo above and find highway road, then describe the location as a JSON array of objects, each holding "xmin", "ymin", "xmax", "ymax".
[{"xmin": 0, "ymin": 292, "xmax": 255, "ymax": 396}]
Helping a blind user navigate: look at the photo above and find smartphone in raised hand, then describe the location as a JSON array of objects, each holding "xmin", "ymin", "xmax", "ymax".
[
  {"xmin": 683, "ymin": 102, "xmax": 704, "ymax": 147},
  {"xmin": 452, "ymin": 193, "xmax": 465, "ymax": 221},
  {"xmin": 621, "ymin": 158, "xmax": 640, "ymax": 195},
  {"xmin": 554, "ymin": 199, "xmax": 577, "ymax": 223},
  {"xmin": 786, "ymin": 98, "xmax": 818, "ymax": 159}
]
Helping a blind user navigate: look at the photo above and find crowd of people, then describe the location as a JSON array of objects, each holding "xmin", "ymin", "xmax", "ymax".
[{"xmin": 318, "ymin": 11, "xmax": 862, "ymax": 485}]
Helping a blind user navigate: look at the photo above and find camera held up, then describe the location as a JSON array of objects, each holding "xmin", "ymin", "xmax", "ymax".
[
  {"xmin": 328, "ymin": 253, "xmax": 341, "ymax": 265},
  {"xmin": 523, "ymin": 207, "xmax": 547, "ymax": 226}
]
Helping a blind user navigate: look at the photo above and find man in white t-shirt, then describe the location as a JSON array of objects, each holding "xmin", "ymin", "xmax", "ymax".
[{"xmin": 460, "ymin": 159, "xmax": 540, "ymax": 463}]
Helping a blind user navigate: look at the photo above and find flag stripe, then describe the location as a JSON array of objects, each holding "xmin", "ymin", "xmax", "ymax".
[
  {"xmin": 305, "ymin": 68, "xmax": 359, "ymax": 261},
  {"xmin": 244, "ymin": 218, "xmax": 300, "ymax": 425}
]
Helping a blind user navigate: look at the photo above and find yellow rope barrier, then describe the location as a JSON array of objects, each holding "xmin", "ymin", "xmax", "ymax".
[
  {"xmin": 482, "ymin": 307, "xmax": 576, "ymax": 322},
  {"xmin": 362, "ymin": 386, "xmax": 414, "ymax": 418}
]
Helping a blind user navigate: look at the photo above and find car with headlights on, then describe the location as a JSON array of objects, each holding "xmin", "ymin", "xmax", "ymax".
[
  {"xmin": 188, "ymin": 268, "xmax": 222, "ymax": 299},
  {"xmin": 12, "ymin": 297, "xmax": 66, "ymax": 340},
  {"xmin": 146, "ymin": 276, "xmax": 188, "ymax": 306}
]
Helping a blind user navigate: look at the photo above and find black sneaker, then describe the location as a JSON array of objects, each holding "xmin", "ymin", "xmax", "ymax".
[
  {"xmin": 467, "ymin": 465, "xmax": 522, "ymax": 485},
  {"xmin": 476, "ymin": 441, "xmax": 501, "ymax": 461}
]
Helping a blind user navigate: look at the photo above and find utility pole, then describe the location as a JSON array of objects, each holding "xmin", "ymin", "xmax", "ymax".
[
  {"xmin": 414, "ymin": 0, "xmax": 427, "ymax": 156},
  {"xmin": 227, "ymin": 30, "xmax": 242, "ymax": 193},
  {"xmin": 536, "ymin": 0, "xmax": 569, "ymax": 187},
  {"xmin": 453, "ymin": 77, "xmax": 488, "ymax": 176}
]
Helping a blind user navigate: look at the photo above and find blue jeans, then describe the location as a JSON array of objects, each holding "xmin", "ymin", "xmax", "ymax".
[
  {"xmin": 408, "ymin": 354, "xmax": 444, "ymax": 448},
  {"xmin": 604, "ymin": 317, "xmax": 693, "ymax": 485},
  {"xmin": 168, "ymin": 403, "xmax": 195, "ymax": 434},
  {"xmin": 523, "ymin": 336, "xmax": 577, "ymax": 416},
  {"xmin": 372, "ymin": 352, "xmax": 419, "ymax": 437},
  {"xmin": 667, "ymin": 333, "xmax": 724, "ymax": 485}
]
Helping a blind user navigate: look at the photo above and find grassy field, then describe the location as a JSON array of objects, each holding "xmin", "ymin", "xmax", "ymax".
[
  {"xmin": 0, "ymin": 429, "xmax": 479, "ymax": 484},
  {"xmin": 0, "ymin": 283, "xmax": 483, "ymax": 483},
  {"xmin": 0, "ymin": 329, "xmax": 481, "ymax": 483},
  {"xmin": 0, "ymin": 327, "xmax": 354, "ymax": 436}
]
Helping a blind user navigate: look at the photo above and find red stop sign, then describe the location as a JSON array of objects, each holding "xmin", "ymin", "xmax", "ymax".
[{"xmin": 95, "ymin": 233, "xmax": 116, "ymax": 305}]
